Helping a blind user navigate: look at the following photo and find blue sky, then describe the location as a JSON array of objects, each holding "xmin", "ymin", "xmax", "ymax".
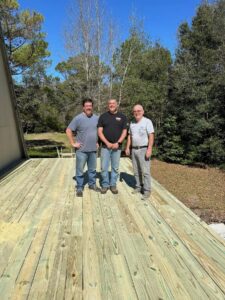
[{"xmin": 19, "ymin": 0, "xmax": 202, "ymax": 76}]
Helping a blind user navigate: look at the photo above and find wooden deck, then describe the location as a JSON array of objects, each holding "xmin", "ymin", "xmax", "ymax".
[{"xmin": 0, "ymin": 158, "xmax": 225, "ymax": 300}]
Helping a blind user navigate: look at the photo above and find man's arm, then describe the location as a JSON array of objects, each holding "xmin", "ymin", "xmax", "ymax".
[
  {"xmin": 146, "ymin": 133, "xmax": 154, "ymax": 159},
  {"xmin": 125, "ymin": 134, "xmax": 131, "ymax": 156},
  {"xmin": 98, "ymin": 127, "xmax": 112, "ymax": 149},
  {"xmin": 118, "ymin": 128, "xmax": 127, "ymax": 144},
  {"xmin": 112, "ymin": 128, "xmax": 127, "ymax": 150},
  {"xmin": 116, "ymin": 115, "xmax": 128, "ymax": 149},
  {"xmin": 66, "ymin": 128, "xmax": 82, "ymax": 149}
]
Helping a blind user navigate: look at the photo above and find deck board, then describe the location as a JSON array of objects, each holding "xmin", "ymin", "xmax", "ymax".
[{"xmin": 0, "ymin": 158, "xmax": 225, "ymax": 299}]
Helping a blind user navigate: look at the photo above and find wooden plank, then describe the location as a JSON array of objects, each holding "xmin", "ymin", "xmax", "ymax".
[
  {"xmin": 91, "ymin": 189, "xmax": 119, "ymax": 299},
  {"xmin": 131, "ymin": 233, "xmax": 174, "ymax": 299},
  {"xmin": 26, "ymin": 160, "xmax": 82, "ymax": 300},
  {"xmin": 151, "ymin": 192, "xmax": 225, "ymax": 294},
  {"xmin": 0, "ymin": 159, "xmax": 58, "ymax": 283},
  {"xmin": 140, "ymin": 199, "xmax": 224, "ymax": 299},
  {"xmin": 0, "ymin": 159, "xmax": 41, "ymax": 197},
  {"xmin": 16, "ymin": 159, "xmax": 61, "ymax": 224},
  {"xmin": 26, "ymin": 159, "xmax": 75, "ymax": 299},
  {"xmin": 112, "ymin": 254, "xmax": 138, "ymax": 300},
  {"xmin": 109, "ymin": 191, "xmax": 166, "ymax": 299},
  {"xmin": 63, "ymin": 235, "xmax": 82, "ymax": 300},
  {"xmin": 99, "ymin": 193, "xmax": 122, "ymax": 256},
  {"xmin": 121, "ymin": 158, "xmax": 225, "ymax": 297},
  {"xmin": 0, "ymin": 226, "xmax": 36, "ymax": 298},
  {"xmin": 0, "ymin": 159, "xmax": 33, "ymax": 187},
  {"xmin": 67, "ymin": 187, "xmax": 83, "ymax": 300},
  {"xmin": 49, "ymin": 164, "xmax": 81, "ymax": 300},
  {"xmin": 0, "ymin": 220, "xmax": 27, "ymax": 274},
  {"xmin": 152, "ymin": 177, "xmax": 225, "ymax": 247},
  {"xmin": 10, "ymin": 216, "xmax": 53, "ymax": 299},
  {"xmin": 0, "ymin": 160, "xmax": 52, "ymax": 281},
  {"xmin": 115, "ymin": 182, "xmax": 193, "ymax": 299},
  {"xmin": 57, "ymin": 159, "xmax": 82, "ymax": 300},
  {"xmin": 82, "ymin": 186, "xmax": 102, "ymax": 299},
  {"xmin": 121, "ymin": 158, "xmax": 225, "ymax": 254},
  {"xmin": 115, "ymin": 192, "xmax": 174, "ymax": 299},
  {"xmin": 148, "ymin": 181, "xmax": 225, "ymax": 286},
  {"xmin": 0, "ymin": 162, "xmax": 50, "ymax": 221},
  {"xmin": 0, "ymin": 158, "xmax": 225, "ymax": 299},
  {"xmin": 0, "ymin": 159, "xmax": 67, "ymax": 299}
]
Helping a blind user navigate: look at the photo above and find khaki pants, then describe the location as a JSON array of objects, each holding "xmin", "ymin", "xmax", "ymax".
[{"xmin": 131, "ymin": 148, "xmax": 151, "ymax": 192}]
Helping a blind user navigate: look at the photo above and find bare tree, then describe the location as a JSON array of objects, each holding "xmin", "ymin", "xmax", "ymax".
[
  {"xmin": 118, "ymin": 45, "xmax": 134, "ymax": 107},
  {"xmin": 94, "ymin": 0, "xmax": 103, "ymax": 112},
  {"xmin": 117, "ymin": 16, "xmax": 145, "ymax": 107},
  {"xmin": 65, "ymin": 0, "xmax": 94, "ymax": 93},
  {"xmin": 64, "ymin": 0, "xmax": 118, "ymax": 112},
  {"xmin": 107, "ymin": 18, "xmax": 117, "ymax": 99}
]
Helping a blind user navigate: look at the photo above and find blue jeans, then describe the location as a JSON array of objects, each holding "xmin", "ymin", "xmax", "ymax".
[
  {"xmin": 76, "ymin": 151, "xmax": 97, "ymax": 190},
  {"xmin": 100, "ymin": 147, "xmax": 121, "ymax": 188}
]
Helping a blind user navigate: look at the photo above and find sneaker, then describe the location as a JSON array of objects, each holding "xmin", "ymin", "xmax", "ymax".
[
  {"xmin": 101, "ymin": 187, "xmax": 109, "ymax": 194},
  {"xmin": 89, "ymin": 185, "xmax": 100, "ymax": 192},
  {"xmin": 110, "ymin": 186, "xmax": 118, "ymax": 194},
  {"xmin": 141, "ymin": 191, "xmax": 151, "ymax": 200},
  {"xmin": 132, "ymin": 188, "xmax": 141, "ymax": 194},
  {"xmin": 76, "ymin": 189, "xmax": 83, "ymax": 197}
]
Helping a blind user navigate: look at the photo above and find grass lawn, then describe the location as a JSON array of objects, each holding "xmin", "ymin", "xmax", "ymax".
[{"xmin": 24, "ymin": 132, "xmax": 71, "ymax": 158}]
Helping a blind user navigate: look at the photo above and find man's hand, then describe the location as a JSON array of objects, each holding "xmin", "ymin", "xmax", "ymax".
[
  {"xmin": 145, "ymin": 148, "xmax": 152, "ymax": 159},
  {"xmin": 106, "ymin": 142, "xmax": 113, "ymax": 149},
  {"xmin": 125, "ymin": 148, "xmax": 130, "ymax": 156},
  {"xmin": 72, "ymin": 142, "xmax": 82, "ymax": 149},
  {"xmin": 111, "ymin": 142, "xmax": 119, "ymax": 150}
]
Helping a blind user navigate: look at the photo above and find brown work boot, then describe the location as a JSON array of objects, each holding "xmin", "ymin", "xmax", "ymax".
[
  {"xmin": 76, "ymin": 189, "xmax": 83, "ymax": 197},
  {"xmin": 101, "ymin": 187, "xmax": 109, "ymax": 194},
  {"xmin": 110, "ymin": 186, "xmax": 118, "ymax": 194}
]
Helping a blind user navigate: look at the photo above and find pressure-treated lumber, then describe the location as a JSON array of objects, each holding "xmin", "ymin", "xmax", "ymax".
[{"xmin": 0, "ymin": 158, "xmax": 225, "ymax": 300}]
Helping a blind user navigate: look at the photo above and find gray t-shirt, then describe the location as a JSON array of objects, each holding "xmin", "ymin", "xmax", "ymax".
[
  {"xmin": 68, "ymin": 113, "xmax": 99, "ymax": 152},
  {"xmin": 129, "ymin": 117, "xmax": 154, "ymax": 147}
]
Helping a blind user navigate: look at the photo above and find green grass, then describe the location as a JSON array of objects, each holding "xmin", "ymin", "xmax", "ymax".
[
  {"xmin": 27, "ymin": 147, "xmax": 58, "ymax": 158},
  {"xmin": 24, "ymin": 132, "xmax": 71, "ymax": 158}
]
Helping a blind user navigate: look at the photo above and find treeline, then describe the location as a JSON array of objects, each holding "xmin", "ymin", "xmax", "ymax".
[{"xmin": 1, "ymin": 0, "xmax": 225, "ymax": 166}]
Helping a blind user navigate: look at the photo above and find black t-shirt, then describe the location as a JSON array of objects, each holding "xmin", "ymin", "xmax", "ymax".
[{"xmin": 97, "ymin": 111, "xmax": 127, "ymax": 145}]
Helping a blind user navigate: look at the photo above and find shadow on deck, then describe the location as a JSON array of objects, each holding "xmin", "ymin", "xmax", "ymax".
[{"xmin": 0, "ymin": 158, "xmax": 225, "ymax": 299}]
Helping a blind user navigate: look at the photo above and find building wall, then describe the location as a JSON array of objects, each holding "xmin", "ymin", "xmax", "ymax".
[{"xmin": 0, "ymin": 30, "xmax": 27, "ymax": 175}]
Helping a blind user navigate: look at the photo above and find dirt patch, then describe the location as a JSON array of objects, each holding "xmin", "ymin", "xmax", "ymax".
[{"xmin": 151, "ymin": 159, "xmax": 225, "ymax": 224}]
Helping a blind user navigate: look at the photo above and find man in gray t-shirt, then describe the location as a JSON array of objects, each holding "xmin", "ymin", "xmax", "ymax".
[
  {"xmin": 66, "ymin": 98, "xmax": 99, "ymax": 197},
  {"xmin": 125, "ymin": 104, "xmax": 154, "ymax": 200}
]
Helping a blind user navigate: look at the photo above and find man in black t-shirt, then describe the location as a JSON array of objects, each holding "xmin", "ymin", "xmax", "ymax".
[{"xmin": 97, "ymin": 99, "xmax": 127, "ymax": 194}]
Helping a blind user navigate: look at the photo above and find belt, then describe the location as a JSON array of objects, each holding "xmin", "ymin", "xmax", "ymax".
[{"xmin": 132, "ymin": 145, "xmax": 148, "ymax": 149}]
